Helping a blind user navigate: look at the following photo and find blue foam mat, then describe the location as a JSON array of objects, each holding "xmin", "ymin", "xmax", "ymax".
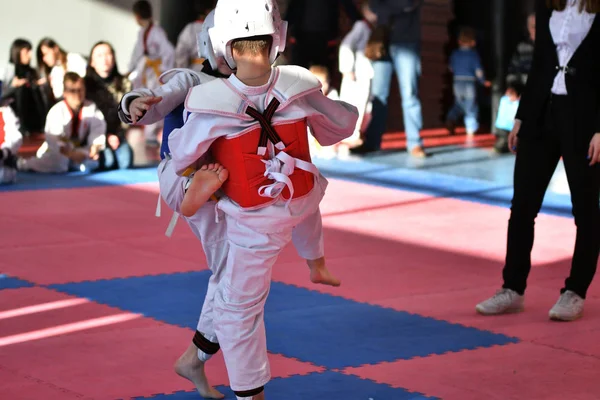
[
  {"xmin": 2, "ymin": 156, "xmax": 573, "ymax": 217},
  {"xmin": 50, "ymin": 272, "xmax": 517, "ymax": 369},
  {"xmin": 312, "ymin": 157, "xmax": 573, "ymax": 218},
  {"xmin": 0, "ymin": 274, "xmax": 34, "ymax": 290},
  {"xmin": 0, "ymin": 167, "xmax": 158, "ymax": 192},
  {"xmin": 131, "ymin": 371, "xmax": 437, "ymax": 400}
]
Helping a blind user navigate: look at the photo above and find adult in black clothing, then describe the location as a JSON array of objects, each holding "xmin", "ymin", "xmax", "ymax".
[
  {"xmin": 2, "ymin": 39, "xmax": 47, "ymax": 134},
  {"xmin": 476, "ymin": 0, "xmax": 600, "ymax": 322},
  {"xmin": 285, "ymin": 0, "xmax": 360, "ymax": 69},
  {"xmin": 84, "ymin": 42, "xmax": 134, "ymax": 169}
]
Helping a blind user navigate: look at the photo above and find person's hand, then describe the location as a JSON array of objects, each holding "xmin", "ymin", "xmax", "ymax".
[
  {"xmin": 11, "ymin": 77, "xmax": 27, "ymax": 87},
  {"xmin": 344, "ymin": 72, "xmax": 356, "ymax": 81},
  {"xmin": 70, "ymin": 150, "xmax": 87, "ymax": 164},
  {"xmin": 587, "ymin": 133, "xmax": 600, "ymax": 166},
  {"xmin": 129, "ymin": 96, "xmax": 162, "ymax": 124},
  {"xmin": 508, "ymin": 119, "xmax": 521, "ymax": 154},
  {"xmin": 484, "ymin": 80, "xmax": 492, "ymax": 88},
  {"xmin": 36, "ymin": 77, "xmax": 47, "ymax": 86},
  {"xmin": 89, "ymin": 144, "xmax": 102, "ymax": 161}
]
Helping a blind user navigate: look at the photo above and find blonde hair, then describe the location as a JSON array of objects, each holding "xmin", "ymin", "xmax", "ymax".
[
  {"xmin": 231, "ymin": 35, "xmax": 273, "ymax": 56},
  {"xmin": 309, "ymin": 65, "xmax": 329, "ymax": 80}
]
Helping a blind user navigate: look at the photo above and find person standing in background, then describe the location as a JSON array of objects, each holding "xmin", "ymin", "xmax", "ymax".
[
  {"xmin": 175, "ymin": 0, "xmax": 215, "ymax": 73},
  {"xmin": 351, "ymin": 0, "xmax": 426, "ymax": 158},
  {"xmin": 128, "ymin": 0, "xmax": 175, "ymax": 146}
]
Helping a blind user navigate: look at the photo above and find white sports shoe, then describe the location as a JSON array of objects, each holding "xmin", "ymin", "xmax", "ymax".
[
  {"xmin": 549, "ymin": 290, "xmax": 584, "ymax": 321},
  {"xmin": 476, "ymin": 288, "xmax": 524, "ymax": 315}
]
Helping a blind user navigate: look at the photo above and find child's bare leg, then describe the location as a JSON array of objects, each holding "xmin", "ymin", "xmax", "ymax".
[
  {"xmin": 174, "ymin": 342, "xmax": 224, "ymax": 399},
  {"xmin": 180, "ymin": 163, "xmax": 229, "ymax": 217},
  {"xmin": 306, "ymin": 257, "xmax": 341, "ymax": 287}
]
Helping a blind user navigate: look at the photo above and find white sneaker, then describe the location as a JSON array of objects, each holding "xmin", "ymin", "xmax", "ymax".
[
  {"xmin": 549, "ymin": 290, "xmax": 584, "ymax": 321},
  {"xmin": 476, "ymin": 288, "xmax": 524, "ymax": 315}
]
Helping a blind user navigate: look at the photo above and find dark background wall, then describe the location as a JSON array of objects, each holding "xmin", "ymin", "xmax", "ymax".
[{"xmin": 158, "ymin": 0, "xmax": 537, "ymax": 132}]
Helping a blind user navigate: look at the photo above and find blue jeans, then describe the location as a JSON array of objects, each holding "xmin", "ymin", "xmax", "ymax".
[
  {"xmin": 363, "ymin": 43, "xmax": 423, "ymax": 151},
  {"xmin": 447, "ymin": 80, "xmax": 479, "ymax": 133},
  {"xmin": 99, "ymin": 143, "xmax": 134, "ymax": 170}
]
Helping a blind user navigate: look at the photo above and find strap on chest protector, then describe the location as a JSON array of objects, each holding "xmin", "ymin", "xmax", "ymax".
[{"xmin": 244, "ymin": 98, "xmax": 317, "ymax": 206}]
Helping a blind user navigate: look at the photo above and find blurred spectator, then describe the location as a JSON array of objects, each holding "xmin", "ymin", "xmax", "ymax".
[
  {"xmin": 37, "ymin": 38, "xmax": 88, "ymax": 101},
  {"xmin": 446, "ymin": 27, "xmax": 491, "ymax": 136},
  {"xmin": 2, "ymin": 39, "xmax": 47, "ymax": 134},
  {"xmin": 0, "ymin": 102, "xmax": 23, "ymax": 184},
  {"xmin": 351, "ymin": 0, "xmax": 426, "ymax": 158},
  {"xmin": 85, "ymin": 41, "xmax": 134, "ymax": 169},
  {"xmin": 286, "ymin": 0, "xmax": 360, "ymax": 70},
  {"xmin": 175, "ymin": 0, "xmax": 215, "ymax": 73},
  {"xmin": 17, "ymin": 73, "xmax": 110, "ymax": 173},
  {"xmin": 506, "ymin": 13, "xmax": 535, "ymax": 86},
  {"xmin": 338, "ymin": 0, "xmax": 377, "ymax": 145}
]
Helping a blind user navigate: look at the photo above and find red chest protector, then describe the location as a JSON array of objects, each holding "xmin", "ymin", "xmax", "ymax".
[
  {"xmin": 211, "ymin": 98, "xmax": 315, "ymax": 209},
  {"xmin": 0, "ymin": 112, "xmax": 5, "ymax": 147}
]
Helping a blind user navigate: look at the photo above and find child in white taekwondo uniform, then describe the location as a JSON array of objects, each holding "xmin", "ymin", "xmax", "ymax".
[
  {"xmin": 120, "ymin": 10, "xmax": 343, "ymax": 288},
  {"xmin": 174, "ymin": 0, "xmax": 214, "ymax": 73},
  {"xmin": 128, "ymin": 0, "xmax": 175, "ymax": 143},
  {"xmin": 338, "ymin": 0, "xmax": 377, "ymax": 146},
  {"xmin": 0, "ymin": 103, "xmax": 23, "ymax": 184},
  {"xmin": 18, "ymin": 73, "xmax": 107, "ymax": 174},
  {"xmin": 119, "ymin": 12, "xmax": 341, "ymax": 399},
  {"xmin": 168, "ymin": 1, "xmax": 358, "ymax": 398}
]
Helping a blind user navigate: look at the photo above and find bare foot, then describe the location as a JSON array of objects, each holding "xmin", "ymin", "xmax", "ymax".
[
  {"xmin": 180, "ymin": 163, "xmax": 229, "ymax": 217},
  {"xmin": 174, "ymin": 343, "xmax": 224, "ymax": 399},
  {"xmin": 306, "ymin": 257, "xmax": 341, "ymax": 287}
]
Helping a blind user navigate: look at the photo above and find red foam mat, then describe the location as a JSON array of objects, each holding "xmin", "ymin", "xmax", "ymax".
[
  {"xmin": 1, "ymin": 239, "xmax": 204, "ymax": 285},
  {"xmin": 0, "ymin": 289, "xmax": 322, "ymax": 400},
  {"xmin": 343, "ymin": 343, "xmax": 600, "ymax": 400}
]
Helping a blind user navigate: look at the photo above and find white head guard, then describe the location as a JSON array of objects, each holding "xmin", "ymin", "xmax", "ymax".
[
  {"xmin": 197, "ymin": 10, "xmax": 219, "ymax": 70},
  {"xmin": 208, "ymin": 0, "xmax": 288, "ymax": 70}
]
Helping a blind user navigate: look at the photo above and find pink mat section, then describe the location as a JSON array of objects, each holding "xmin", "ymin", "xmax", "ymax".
[
  {"xmin": 1, "ymin": 178, "xmax": 597, "ymax": 400},
  {"xmin": 342, "ymin": 343, "xmax": 600, "ymax": 400},
  {"xmin": 0, "ymin": 288, "xmax": 323, "ymax": 400}
]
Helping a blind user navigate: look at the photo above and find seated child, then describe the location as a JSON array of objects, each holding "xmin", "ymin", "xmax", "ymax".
[
  {"xmin": 494, "ymin": 83, "xmax": 521, "ymax": 153},
  {"xmin": 0, "ymin": 102, "xmax": 23, "ymax": 184},
  {"xmin": 18, "ymin": 73, "xmax": 108, "ymax": 173}
]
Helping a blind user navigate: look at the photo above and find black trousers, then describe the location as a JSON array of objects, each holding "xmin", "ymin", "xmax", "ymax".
[{"xmin": 502, "ymin": 95, "xmax": 600, "ymax": 298}]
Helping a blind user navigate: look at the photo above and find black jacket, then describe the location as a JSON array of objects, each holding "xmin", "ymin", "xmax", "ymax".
[
  {"xmin": 369, "ymin": 0, "xmax": 422, "ymax": 44},
  {"xmin": 517, "ymin": 0, "xmax": 600, "ymax": 144},
  {"xmin": 285, "ymin": 0, "xmax": 360, "ymax": 40}
]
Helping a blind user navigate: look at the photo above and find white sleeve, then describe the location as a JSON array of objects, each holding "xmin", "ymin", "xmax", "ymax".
[
  {"xmin": 175, "ymin": 24, "xmax": 196, "ymax": 68},
  {"xmin": 84, "ymin": 106, "xmax": 107, "ymax": 151},
  {"xmin": 169, "ymin": 112, "xmax": 225, "ymax": 175},
  {"xmin": 338, "ymin": 21, "xmax": 363, "ymax": 74},
  {"xmin": 128, "ymin": 32, "xmax": 145, "ymax": 73},
  {"xmin": 119, "ymin": 69, "xmax": 210, "ymax": 125},
  {"xmin": 302, "ymin": 91, "xmax": 359, "ymax": 146},
  {"xmin": 43, "ymin": 105, "xmax": 66, "ymax": 151},
  {"xmin": 0, "ymin": 107, "xmax": 22, "ymax": 155}
]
